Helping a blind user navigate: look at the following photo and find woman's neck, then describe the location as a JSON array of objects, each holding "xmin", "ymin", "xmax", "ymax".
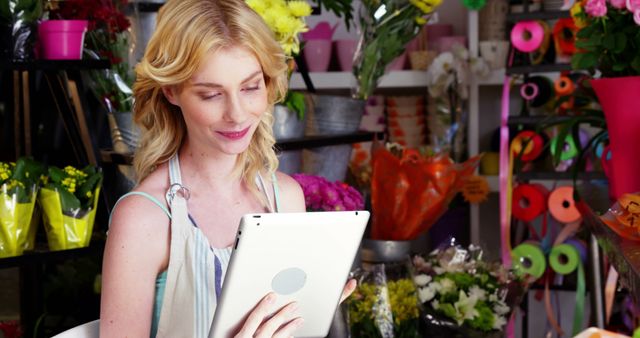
[{"xmin": 177, "ymin": 139, "xmax": 242, "ymax": 189}]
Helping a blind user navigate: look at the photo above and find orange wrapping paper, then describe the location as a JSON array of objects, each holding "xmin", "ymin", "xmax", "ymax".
[{"xmin": 370, "ymin": 148, "xmax": 481, "ymax": 240}]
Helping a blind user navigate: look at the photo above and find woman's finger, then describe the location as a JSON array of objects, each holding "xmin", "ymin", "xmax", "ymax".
[
  {"xmin": 271, "ymin": 318, "xmax": 304, "ymax": 338},
  {"xmin": 339, "ymin": 279, "xmax": 358, "ymax": 304},
  {"xmin": 254, "ymin": 302, "xmax": 300, "ymax": 338},
  {"xmin": 235, "ymin": 293, "xmax": 277, "ymax": 337}
]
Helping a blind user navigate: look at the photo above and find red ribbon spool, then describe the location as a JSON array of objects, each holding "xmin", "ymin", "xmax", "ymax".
[
  {"xmin": 511, "ymin": 130, "xmax": 545, "ymax": 162},
  {"xmin": 513, "ymin": 183, "xmax": 549, "ymax": 222}
]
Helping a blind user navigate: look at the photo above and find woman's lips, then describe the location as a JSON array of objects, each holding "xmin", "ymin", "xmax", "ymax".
[{"xmin": 216, "ymin": 126, "xmax": 250, "ymax": 140}]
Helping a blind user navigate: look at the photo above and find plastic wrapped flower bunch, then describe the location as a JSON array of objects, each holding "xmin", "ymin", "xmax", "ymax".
[
  {"xmin": 347, "ymin": 264, "xmax": 421, "ymax": 338},
  {"xmin": 411, "ymin": 243, "xmax": 527, "ymax": 337},
  {"xmin": 39, "ymin": 165, "xmax": 102, "ymax": 251},
  {"xmin": 292, "ymin": 173, "xmax": 364, "ymax": 211},
  {"xmin": 0, "ymin": 158, "xmax": 45, "ymax": 257}
]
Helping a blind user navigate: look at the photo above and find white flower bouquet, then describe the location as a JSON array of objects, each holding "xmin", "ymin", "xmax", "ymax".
[{"xmin": 411, "ymin": 244, "xmax": 527, "ymax": 337}]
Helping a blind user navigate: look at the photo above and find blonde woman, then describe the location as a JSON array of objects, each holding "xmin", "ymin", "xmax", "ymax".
[{"xmin": 100, "ymin": 0, "xmax": 356, "ymax": 337}]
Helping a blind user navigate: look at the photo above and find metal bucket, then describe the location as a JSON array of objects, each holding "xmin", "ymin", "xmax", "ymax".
[
  {"xmin": 303, "ymin": 95, "xmax": 365, "ymax": 182},
  {"xmin": 273, "ymin": 105, "xmax": 306, "ymax": 174}
]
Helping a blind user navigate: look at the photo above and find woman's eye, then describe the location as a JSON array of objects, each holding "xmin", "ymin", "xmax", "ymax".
[
  {"xmin": 201, "ymin": 93, "xmax": 221, "ymax": 100},
  {"xmin": 243, "ymin": 83, "xmax": 261, "ymax": 92}
]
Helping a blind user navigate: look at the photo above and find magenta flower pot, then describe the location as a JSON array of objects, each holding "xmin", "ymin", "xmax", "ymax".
[
  {"xmin": 591, "ymin": 76, "xmax": 640, "ymax": 198},
  {"xmin": 38, "ymin": 20, "xmax": 88, "ymax": 60}
]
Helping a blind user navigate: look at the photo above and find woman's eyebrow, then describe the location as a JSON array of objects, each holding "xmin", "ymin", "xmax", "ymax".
[{"xmin": 192, "ymin": 70, "xmax": 263, "ymax": 88}]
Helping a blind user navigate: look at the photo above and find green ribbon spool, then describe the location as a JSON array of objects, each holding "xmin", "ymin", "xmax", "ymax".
[
  {"xmin": 550, "ymin": 134, "xmax": 579, "ymax": 161},
  {"xmin": 549, "ymin": 244, "xmax": 585, "ymax": 336},
  {"xmin": 512, "ymin": 243, "xmax": 546, "ymax": 279},
  {"xmin": 462, "ymin": 0, "xmax": 487, "ymax": 10}
]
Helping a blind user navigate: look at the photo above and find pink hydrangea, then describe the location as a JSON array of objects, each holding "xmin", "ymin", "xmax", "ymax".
[
  {"xmin": 608, "ymin": 0, "xmax": 627, "ymax": 9},
  {"xmin": 586, "ymin": 0, "xmax": 608, "ymax": 16},
  {"xmin": 292, "ymin": 173, "xmax": 365, "ymax": 211}
]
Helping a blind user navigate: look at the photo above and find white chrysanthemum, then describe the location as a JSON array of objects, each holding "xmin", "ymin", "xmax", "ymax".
[
  {"xmin": 453, "ymin": 290, "xmax": 479, "ymax": 325},
  {"xmin": 493, "ymin": 301, "xmax": 510, "ymax": 315},
  {"xmin": 493, "ymin": 315, "xmax": 507, "ymax": 330},
  {"xmin": 414, "ymin": 274, "xmax": 432, "ymax": 287},
  {"xmin": 468, "ymin": 285, "xmax": 487, "ymax": 302},
  {"xmin": 418, "ymin": 286, "xmax": 436, "ymax": 303},
  {"xmin": 439, "ymin": 278, "xmax": 456, "ymax": 294}
]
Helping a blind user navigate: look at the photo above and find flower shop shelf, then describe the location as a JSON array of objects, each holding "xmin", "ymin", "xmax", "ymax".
[
  {"xmin": 506, "ymin": 10, "xmax": 571, "ymax": 21},
  {"xmin": 289, "ymin": 70, "xmax": 429, "ymax": 90},
  {"xmin": 508, "ymin": 115, "xmax": 574, "ymax": 125},
  {"xmin": 129, "ymin": 1, "xmax": 164, "ymax": 12},
  {"xmin": 0, "ymin": 60, "xmax": 111, "ymax": 71},
  {"xmin": 100, "ymin": 131, "xmax": 383, "ymax": 165},
  {"xmin": 0, "ymin": 240, "xmax": 106, "ymax": 269},
  {"xmin": 506, "ymin": 63, "xmax": 573, "ymax": 75}
]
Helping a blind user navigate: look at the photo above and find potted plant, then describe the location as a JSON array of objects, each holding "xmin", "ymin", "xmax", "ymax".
[
  {"xmin": 0, "ymin": 0, "xmax": 43, "ymax": 60},
  {"xmin": 570, "ymin": 0, "xmax": 640, "ymax": 198}
]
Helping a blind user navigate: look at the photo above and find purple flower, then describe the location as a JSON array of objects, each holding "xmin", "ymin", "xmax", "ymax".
[
  {"xmin": 609, "ymin": 0, "xmax": 627, "ymax": 8},
  {"xmin": 586, "ymin": 0, "xmax": 607, "ymax": 16}
]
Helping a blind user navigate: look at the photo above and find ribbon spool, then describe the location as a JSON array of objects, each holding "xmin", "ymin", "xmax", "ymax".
[
  {"xmin": 548, "ymin": 186, "xmax": 582, "ymax": 223},
  {"xmin": 524, "ymin": 76, "xmax": 554, "ymax": 107},
  {"xmin": 549, "ymin": 243, "xmax": 586, "ymax": 335},
  {"xmin": 529, "ymin": 21, "xmax": 552, "ymax": 65},
  {"xmin": 520, "ymin": 83, "xmax": 539, "ymax": 101},
  {"xmin": 512, "ymin": 243, "xmax": 546, "ymax": 279},
  {"xmin": 549, "ymin": 134, "xmax": 578, "ymax": 162},
  {"xmin": 512, "ymin": 184, "xmax": 549, "ymax": 222},
  {"xmin": 512, "ymin": 130, "xmax": 544, "ymax": 162},
  {"xmin": 553, "ymin": 18, "xmax": 578, "ymax": 56},
  {"xmin": 554, "ymin": 76, "xmax": 575, "ymax": 96},
  {"xmin": 511, "ymin": 21, "xmax": 545, "ymax": 52}
]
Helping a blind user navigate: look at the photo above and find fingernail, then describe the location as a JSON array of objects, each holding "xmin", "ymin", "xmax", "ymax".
[
  {"xmin": 290, "ymin": 302, "xmax": 299, "ymax": 311},
  {"xmin": 267, "ymin": 293, "xmax": 276, "ymax": 303},
  {"xmin": 296, "ymin": 319, "xmax": 305, "ymax": 327}
]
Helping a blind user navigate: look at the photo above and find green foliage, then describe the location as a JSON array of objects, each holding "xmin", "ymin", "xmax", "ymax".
[
  {"xmin": 0, "ymin": 157, "xmax": 45, "ymax": 203},
  {"xmin": 312, "ymin": 0, "xmax": 355, "ymax": 30},
  {"xmin": 467, "ymin": 301, "xmax": 495, "ymax": 331},
  {"xmin": 572, "ymin": 8, "xmax": 640, "ymax": 77},
  {"xmin": 45, "ymin": 165, "xmax": 103, "ymax": 214},
  {"xmin": 284, "ymin": 91, "xmax": 306, "ymax": 120},
  {"xmin": 0, "ymin": 0, "xmax": 43, "ymax": 23}
]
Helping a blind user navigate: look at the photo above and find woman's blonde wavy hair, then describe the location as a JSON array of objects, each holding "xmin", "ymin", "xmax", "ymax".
[{"xmin": 133, "ymin": 0, "xmax": 288, "ymax": 204}]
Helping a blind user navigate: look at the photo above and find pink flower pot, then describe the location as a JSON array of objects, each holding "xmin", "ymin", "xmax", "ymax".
[
  {"xmin": 385, "ymin": 52, "xmax": 407, "ymax": 72},
  {"xmin": 591, "ymin": 76, "xmax": 640, "ymax": 198},
  {"xmin": 303, "ymin": 39, "xmax": 332, "ymax": 72},
  {"xmin": 335, "ymin": 39, "xmax": 358, "ymax": 72},
  {"xmin": 39, "ymin": 20, "xmax": 88, "ymax": 60}
]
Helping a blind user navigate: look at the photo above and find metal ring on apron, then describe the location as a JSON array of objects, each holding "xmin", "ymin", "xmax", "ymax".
[{"xmin": 165, "ymin": 183, "xmax": 191, "ymax": 205}]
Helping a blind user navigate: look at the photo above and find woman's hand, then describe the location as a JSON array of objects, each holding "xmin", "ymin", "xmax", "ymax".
[
  {"xmin": 234, "ymin": 293, "xmax": 303, "ymax": 338},
  {"xmin": 339, "ymin": 278, "xmax": 358, "ymax": 304},
  {"xmin": 234, "ymin": 279, "xmax": 356, "ymax": 338}
]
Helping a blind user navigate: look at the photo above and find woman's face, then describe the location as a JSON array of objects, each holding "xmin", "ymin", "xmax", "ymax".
[{"xmin": 165, "ymin": 46, "xmax": 269, "ymax": 155}]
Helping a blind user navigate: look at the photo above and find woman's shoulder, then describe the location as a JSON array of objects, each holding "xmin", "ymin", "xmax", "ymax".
[
  {"xmin": 110, "ymin": 163, "xmax": 171, "ymax": 231},
  {"xmin": 273, "ymin": 171, "xmax": 306, "ymax": 212}
]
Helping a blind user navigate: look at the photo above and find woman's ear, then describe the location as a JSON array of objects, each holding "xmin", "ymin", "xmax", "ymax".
[{"xmin": 162, "ymin": 86, "xmax": 180, "ymax": 106}]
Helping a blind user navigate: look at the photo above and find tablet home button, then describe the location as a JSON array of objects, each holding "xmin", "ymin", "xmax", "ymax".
[{"xmin": 272, "ymin": 267, "xmax": 306, "ymax": 295}]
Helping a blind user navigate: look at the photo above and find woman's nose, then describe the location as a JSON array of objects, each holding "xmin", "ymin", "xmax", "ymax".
[{"xmin": 223, "ymin": 94, "xmax": 248, "ymax": 124}]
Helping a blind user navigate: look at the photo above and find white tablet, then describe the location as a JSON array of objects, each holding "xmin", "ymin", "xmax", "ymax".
[{"xmin": 209, "ymin": 210, "xmax": 369, "ymax": 338}]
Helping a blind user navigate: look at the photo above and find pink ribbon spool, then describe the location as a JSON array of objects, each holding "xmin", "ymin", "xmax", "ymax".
[{"xmin": 510, "ymin": 21, "xmax": 545, "ymax": 53}]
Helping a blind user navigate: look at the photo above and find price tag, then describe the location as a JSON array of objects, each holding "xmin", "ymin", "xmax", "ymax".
[{"xmin": 462, "ymin": 175, "xmax": 489, "ymax": 204}]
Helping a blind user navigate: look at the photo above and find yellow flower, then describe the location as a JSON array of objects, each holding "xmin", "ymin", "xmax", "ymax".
[
  {"xmin": 415, "ymin": 16, "xmax": 428, "ymax": 25},
  {"xmin": 246, "ymin": 0, "xmax": 266, "ymax": 14},
  {"xmin": 288, "ymin": 1, "xmax": 312, "ymax": 17},
  {"xmin": 571, "ymin": 2, "xmax": 587, "ymax": 28},
  {"xmin": 422, "ymin": 0, "xmax": 443, "ymax": 8},
  {"xmin": 410, "ymin": 0, "xmax": 435, "ymax": 14}
]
